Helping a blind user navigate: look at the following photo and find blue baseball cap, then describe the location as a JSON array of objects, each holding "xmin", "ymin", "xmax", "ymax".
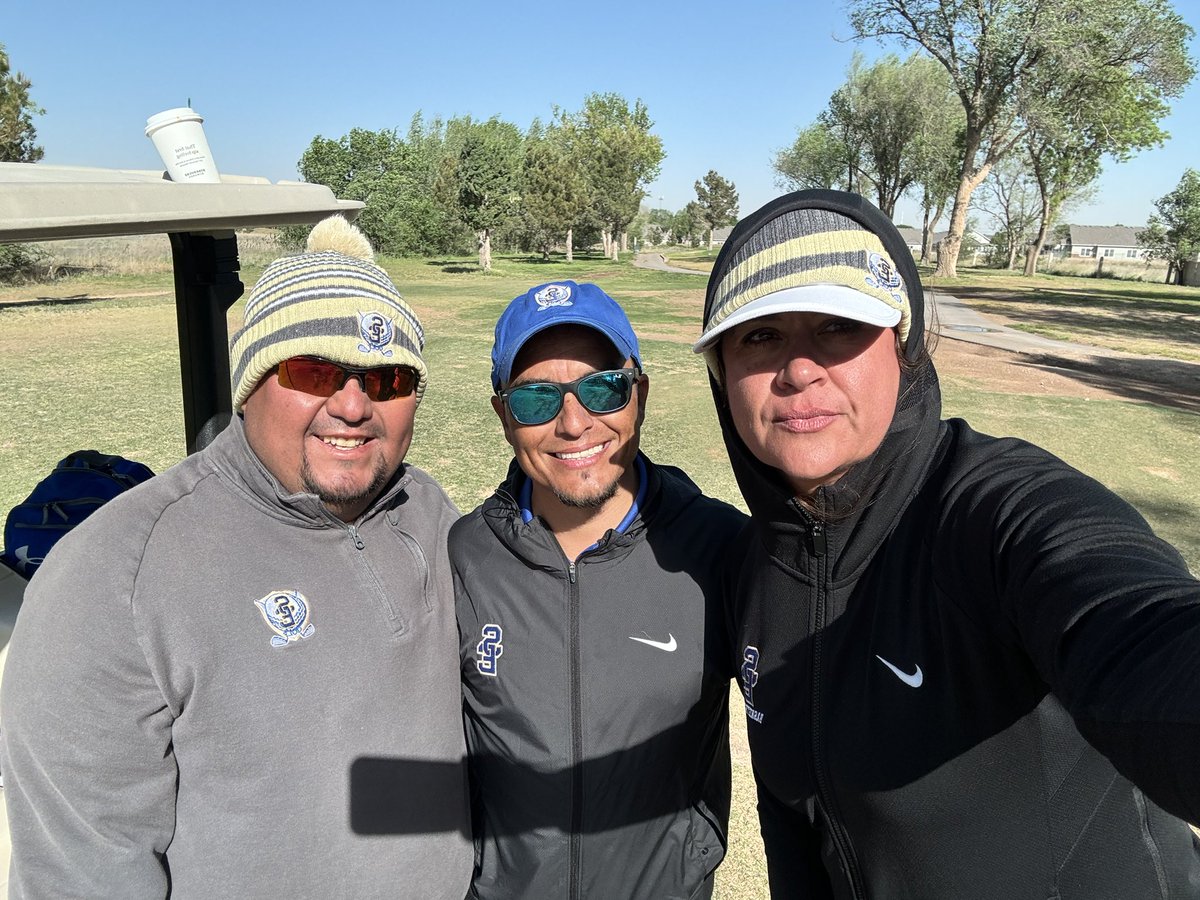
[{"xmin": 491, "ymin": 281, "xmax": 641, "ymax": 390}]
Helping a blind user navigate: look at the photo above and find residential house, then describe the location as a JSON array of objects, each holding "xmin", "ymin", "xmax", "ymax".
[{"xmin": 1063, "ymin": 225, "xmax": 1147, "ymax": 260}]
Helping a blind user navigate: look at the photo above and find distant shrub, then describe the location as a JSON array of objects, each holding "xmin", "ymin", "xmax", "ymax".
[{"xmin": 0, "ymin": 243, "xmax": 47, "ymax": 283}]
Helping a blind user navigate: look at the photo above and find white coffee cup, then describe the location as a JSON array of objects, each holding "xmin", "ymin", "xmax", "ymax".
[{"xmin": 145, "ymin": 107, "xmax": 221, "ymax": 183}]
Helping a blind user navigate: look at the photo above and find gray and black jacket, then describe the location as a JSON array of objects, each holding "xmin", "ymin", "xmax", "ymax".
[
  {"xmin": 1, "ymin": 416, "xmax": 473, "ymax": 899},
  {"xmin": 709, "ymin": 190, "xmax": 1200, "ymax": 899},
  {"xmin": 452, "ymin": 456, "xmax": 746, "ymax": 900}
]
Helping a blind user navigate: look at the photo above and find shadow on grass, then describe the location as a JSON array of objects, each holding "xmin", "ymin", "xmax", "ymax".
[
  {"xmin": 950, "ymin": 282, "xmax": 1200, "ymax": 318},
  {"xmin": 0, "ymin": 294, "xmax": 110, "ymax": 311},
  {"xmin": 1013, "ymin": 352, "xmax": 1200, "ymax": 414}
]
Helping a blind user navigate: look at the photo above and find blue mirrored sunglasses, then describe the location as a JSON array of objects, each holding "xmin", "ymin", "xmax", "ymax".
[{"xmin": 498, "ymin": 368, "xmax": 640, "ymax": 426}]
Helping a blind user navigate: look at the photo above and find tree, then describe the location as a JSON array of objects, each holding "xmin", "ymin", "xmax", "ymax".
[
  {"xmin": 824, "ymin": 53, "xmax": 958, "ymax": 218},
  {"xmin": 1021, "ymin": 136, "xmax": 1101, "ymax": 275},
  {"xmin": 977, "ymin": 157, "xmax": 1040, "ymax": 269},
  {"xmin": 299, "ymin": 128, "xmax": 408, "ymax": 253},
  {"xmin": 671, "ymin": 203, "xmax": 702, "ymax": 246},
  {"xmin": 774, "ymin": 122, "xmax": 856, "ymax": 193},
  {"xmin": 569, "ymin": 93, "xmax": 664, "ymax": 261},
  {"xmin": 775, "ymin": 54, "xmax": 961, "ymax": 229},
  {"xmin": 517, "ymin": 120, "xmax": 587, "ymax": 260},
  {"xmin": 1140, "ymin": 169, "xmax": 1200, "ymax": 284},
  {"xmin": 694, "ymin": 170, "xmax": 739, "ymax": 249},
  {"xmin": 1019, "ymin": 50, "xmax": 1168, "ymax": 275},
  {"xmin": 848, "ymin": 0, "xmax": 1196, "ymax": 277},
  {"xmin": 0, "ymin": 43, "xmax": 43, "ymax": 163},
  {"xmin": 298, "ymin": 116, "xmax": 466, "ymax": 257},
  {"xmin": 448, "ymin": 116, "xmax": 524, "ymax": 271}
]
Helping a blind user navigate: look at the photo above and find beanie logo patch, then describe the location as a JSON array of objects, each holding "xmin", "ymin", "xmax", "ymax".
[
  {"xmin": 865, "ymin": 252, "xmax": 904, "ymax": 304},
  {"xmin": 358, "ymin": 311, "xmax": 395, "ymax": 357},
  {"xmin": 533, "ymin": 283, "xmax": 573, "ymax": 311}
]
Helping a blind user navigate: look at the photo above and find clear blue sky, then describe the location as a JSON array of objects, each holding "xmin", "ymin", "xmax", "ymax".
[{"xmin": 6, "ymin": 0, "xmax": 1200, "ymax": 231}]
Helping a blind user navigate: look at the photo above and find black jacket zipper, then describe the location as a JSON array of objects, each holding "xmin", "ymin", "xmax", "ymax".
[
  {"xmin": 568, "ymin": 559, "xmax": 583, "ymax": 900},
  {"xmin": 798, "ymin": 505, "xmax": 866, "ymax": 898}
]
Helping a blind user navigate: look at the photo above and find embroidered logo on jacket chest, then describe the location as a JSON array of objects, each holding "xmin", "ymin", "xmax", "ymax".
[
  {"xmin": 253, "ymin": 590, "xmax": 316, "ymax": 648},
  {"xmin": 476, "ymin": 623, "xmax": 504, "ymax": 676}
]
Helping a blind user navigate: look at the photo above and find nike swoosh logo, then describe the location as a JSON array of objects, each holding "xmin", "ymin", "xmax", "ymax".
[
  {"xmin": 876, "ymin": 655, "xmax": 923, "ymax": 687},
  {"xmin": 630, "ymin": 634, "xmax": 677, "ymax": 652}
]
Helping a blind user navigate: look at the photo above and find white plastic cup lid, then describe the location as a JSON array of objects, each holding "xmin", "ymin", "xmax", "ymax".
[{"xmin": 145, "ymin": 107, "xmax": 204, "ymax": 136}]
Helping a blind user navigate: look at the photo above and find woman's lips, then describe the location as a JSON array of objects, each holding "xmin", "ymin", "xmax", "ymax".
[{"xmin": 774, "ymin": 410, "xmax": 840, "ymax": 433}]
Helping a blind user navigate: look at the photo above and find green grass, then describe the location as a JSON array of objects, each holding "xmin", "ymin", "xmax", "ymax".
[
  {"xmin": 926, "ymin": 266, "xmax": 1200, "ymax": 362},
  {"xmin": 1, "ymin": 251, "xmax": 1198, "ymax": 898}
]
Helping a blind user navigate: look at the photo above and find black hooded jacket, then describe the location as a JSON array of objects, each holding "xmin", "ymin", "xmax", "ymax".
[{"xmin": 708, "ymin": 191, "xmax": 1200, "ymax": 899}]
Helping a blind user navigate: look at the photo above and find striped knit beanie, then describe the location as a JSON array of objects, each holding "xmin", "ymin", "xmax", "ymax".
[
  {"xmin": 694, "ymin": 205, "xmax": 911, "ymax": 374},
  {"xmin": 230, "ymin": 217, "xmax": 426, "ymax": 410}
]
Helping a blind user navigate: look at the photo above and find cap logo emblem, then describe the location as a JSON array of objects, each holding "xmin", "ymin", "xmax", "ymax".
[
  {"xmin": 533, "ymin": 284, "xmax": 573, "ymax": 311},
  {"xmin": 865, "ymin": 252, "xmax": 904, "ymax": 303},
  {"xmin": 254, "ymin": 590, "xmax": 316, "ymax": 648},
  {"xmin": 358, "ymin": 311, "xmax": 395, "ymax": 357}
]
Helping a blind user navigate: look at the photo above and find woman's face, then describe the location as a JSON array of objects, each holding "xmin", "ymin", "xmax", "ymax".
[{"xmin": 720, "ymin": 311, "xmax": 901, "ymax": 497}]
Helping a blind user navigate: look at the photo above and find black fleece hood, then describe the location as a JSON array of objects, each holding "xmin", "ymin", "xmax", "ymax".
[{"xmin": 701, "ymin": 189, "xmax": 943, "ymax": 554}]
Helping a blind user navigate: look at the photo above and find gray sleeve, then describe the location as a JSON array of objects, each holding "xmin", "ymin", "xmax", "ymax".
[{"xmin": 1, "ymin": 535, "xmax": 176, "ymax": 899}]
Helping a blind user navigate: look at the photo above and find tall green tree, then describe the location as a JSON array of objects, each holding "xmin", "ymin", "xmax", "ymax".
[
  {"xmin": 569, "ymin": 93, "xmax": 664, "ymax": 261},
  {"xmin": 1019, "ymin": 48, "xmax": 1171, "ymax": 275},
  {"xmin": 848, "ymin": 0, "xmax": 1195, "ymax": 277},
  {"xmin": 774, "ymin": 122, "xmax": 858, "ymax": 194},
  {"xmin": 775, "ymin": 53, "xmax": 961, "ymax": 236},
  {"xmin": 517, "ymin": 120, "xmax": 587, "ymax": 261},
  {"xmin": 298, "ymin": 117, "xmax": 466, "ymax": 257},
  {"xmin": 449, "ymin": 116, "xmax": 524, "ymax": 271},
  {"xmin": 299, "ymin": 128, "xmax": 408, "ymax": 252},
  {"xmin": 825, "ymin": 53, "xmax": 957, "ymax": 218},
  {"xmin": 671, "ymin": 203, "xmax": 702, "ymax": 246},
  {"xmin": 0, "ymin": 43, "xmax": 43, "ymax": 163},
  {"xmin": 1140, "ymin": 169, "xmax": 1200, "ymax": 284},
  {"xmin": 694, "ymin": 170, "xmax": 739, "ymax": 249}
]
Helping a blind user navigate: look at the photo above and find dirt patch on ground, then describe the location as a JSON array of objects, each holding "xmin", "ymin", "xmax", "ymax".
[{"xmin": 933, "ymin": 337, "xmax": 1200, "ymax": 413}]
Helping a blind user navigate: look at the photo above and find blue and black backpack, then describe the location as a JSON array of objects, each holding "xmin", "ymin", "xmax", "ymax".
[{"xmin": 1, "ymin": 450, "xmax": 155, "ymax": 579}]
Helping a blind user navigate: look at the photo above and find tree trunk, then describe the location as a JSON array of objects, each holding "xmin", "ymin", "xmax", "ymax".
[
  {"xmin": 621, "ymin": 232, "xmax": 628, "ymax": 253},
  {"xmin": 921, "ymin": 205, "xmax": 933, "ymax": 262},
  {"xmin": 1023, "ymin": 195, "xmax": 1054, "ymax": 277},
  {"xmin": 708, "ymin": 227, "xmax": 714, "ymax": 250},
  {"xmin": 478, "ymin": 229, "xmax": 492, "ymax": 272},
  {"xmin": 1006, "ymin": 241, "xmax": 1018, "ymax": 270},
  {"xmin": 566, "ymin": 227, "xmax": 573, "ymax": 263},
  {"xmin": 934, "ymin": 127, "xmax": 993, "ymax": 279}
]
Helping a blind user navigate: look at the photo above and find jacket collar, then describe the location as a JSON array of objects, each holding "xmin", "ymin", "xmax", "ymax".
[{"xmin": 480, "ymin": 453, "xmax": 675, "ymax": 569}]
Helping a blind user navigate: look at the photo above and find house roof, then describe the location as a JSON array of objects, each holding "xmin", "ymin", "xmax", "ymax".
[{"xmin": 1068, "ymin": 225, "xmax": 1143, "ymax": 249}]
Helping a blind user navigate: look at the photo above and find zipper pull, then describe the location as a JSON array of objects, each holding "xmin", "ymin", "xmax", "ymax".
[
  {"xmin": 809, "ymin": 521, "xmax": 827, "ymax": 556},
  {"xmin": 348, "ymin": 525, "xmax": 365, "ymax": 550},
  {"xmin": 568, "ymin": 561, "xmax": 577, "ymax": 584}
]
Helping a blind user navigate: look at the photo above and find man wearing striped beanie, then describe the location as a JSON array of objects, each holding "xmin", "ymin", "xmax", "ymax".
[{"xmin": 2, "ymin": 217, "xmax": 473, "ymax": 898}]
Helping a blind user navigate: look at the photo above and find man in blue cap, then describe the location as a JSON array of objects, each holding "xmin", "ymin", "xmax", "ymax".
[{"xmin": 451, "ymin": 281, "xmax": 746, "ymax": 899}]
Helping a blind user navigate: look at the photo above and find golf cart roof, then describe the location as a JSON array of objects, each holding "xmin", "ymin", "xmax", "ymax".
[
  {"xmin": 0, "ymin": 162, "xmax": 364, "ymax": 242},
  {"xmin": 0, "ymin": 162, "xmax": 365, "ymax": 454}
]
